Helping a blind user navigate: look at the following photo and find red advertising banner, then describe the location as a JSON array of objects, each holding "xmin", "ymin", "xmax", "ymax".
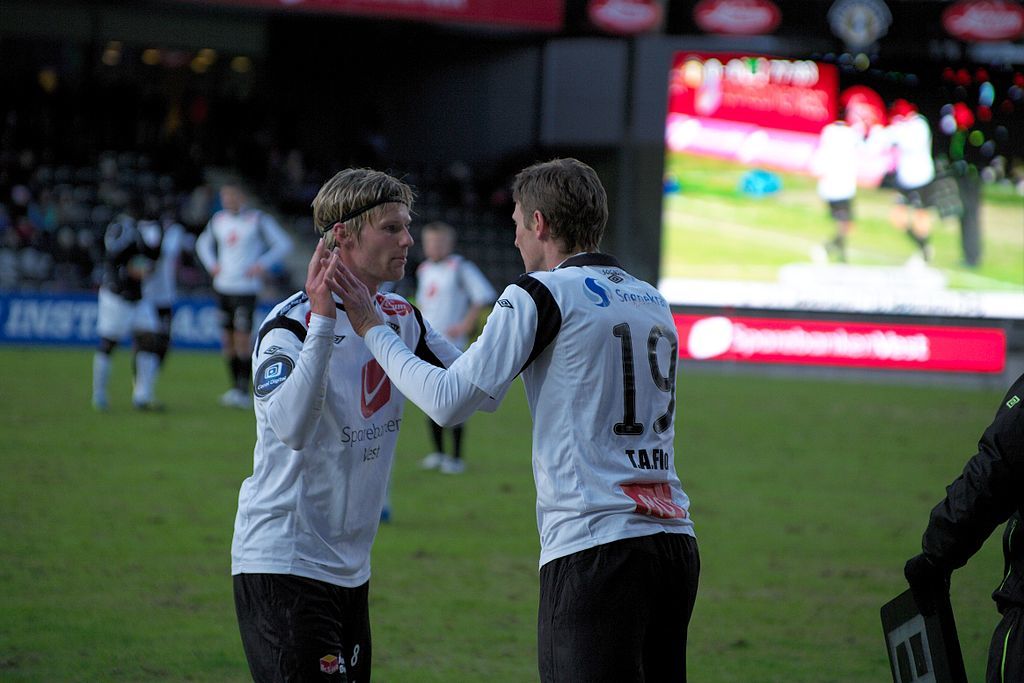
[
  {"xmin": 172, "ymin": 0, "xmax": 564, "ymax": 30},
  {"xmin": 668, "ymin": 53, "xmax": 837, "ymax": 135},
  {"xmin": 674, "ymin": 313, "xmax": 1006, "ymax": 373},
  {"xmin": 665, "ymin": 52, "xmax": 840, "ymax": 172}
]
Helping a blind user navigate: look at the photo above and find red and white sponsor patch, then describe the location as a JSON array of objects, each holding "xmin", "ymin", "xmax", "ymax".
[
  {"xmin": 376, "ymin": 294, "xmax": 413, "ymax": 316},
  {"xmin": 621, "ymin": 482, "xmax": 688, "ymax": 519}
]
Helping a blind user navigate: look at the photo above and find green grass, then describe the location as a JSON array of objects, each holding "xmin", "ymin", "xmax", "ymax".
[
  {"xmin": 0, "ymin": 347, "xmax": 1011, "ymax": 681},
  {"xmin": 661, "ymin": 153, "xmax": 1024, "ymax": 291}
]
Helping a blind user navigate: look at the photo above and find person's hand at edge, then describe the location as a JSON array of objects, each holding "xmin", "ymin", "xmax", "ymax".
[
  {"xmin": 306, "ymin": 238, "xmax": 338, "ymax": 320},
  {"xmin": 904, "ymin": 553, "xmax": 951, "ymax": 618},
  {"xmin": 328, "ymin": 260, "xmax": 384, "ymax": 337}
]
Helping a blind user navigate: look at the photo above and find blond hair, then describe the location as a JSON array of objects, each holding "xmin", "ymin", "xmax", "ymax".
[{"xmin": 311, "ymin": 168, "xmax": 415, "ymax": 249}]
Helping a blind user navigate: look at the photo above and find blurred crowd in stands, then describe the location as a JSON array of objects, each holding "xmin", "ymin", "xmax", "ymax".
[
  {"xmin": 2, "ymin": 114, "xmax": 520, "ymax": 299},
  {"xmin": 0, "ymin": 140, "xmax": 525, "ymax": 299},
  {"xmin": 0, "ymin": 147, "xmax": 213, "ymax": 293}
]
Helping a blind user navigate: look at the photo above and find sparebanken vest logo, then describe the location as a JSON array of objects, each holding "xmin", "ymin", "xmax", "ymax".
[{"xmin": 360, "ymin": 359, "xmax": 392, "ymax": 417}]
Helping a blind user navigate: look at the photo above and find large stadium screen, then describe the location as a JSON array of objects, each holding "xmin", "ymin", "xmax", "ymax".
[{"xmin": 658, "ymin": 52, "xmax": 1024, "ymax": 325}]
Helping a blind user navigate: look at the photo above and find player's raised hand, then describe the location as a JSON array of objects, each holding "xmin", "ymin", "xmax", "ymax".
[
  {"xmin": 327, "ymin": 261, "xmax": 382, "ymax": 337},
  {"xmin": 306, "ymin": 238, "xmax": 337, "ymax": 320}
]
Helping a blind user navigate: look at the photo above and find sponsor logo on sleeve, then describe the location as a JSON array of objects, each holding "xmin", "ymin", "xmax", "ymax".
[
  {"xmin": 497, "ymin": 298, "xmax": 513, "ymax": 309},
  {"xmin": 254, "ymin": 355, "xmax": 295, "ymax": 397}
]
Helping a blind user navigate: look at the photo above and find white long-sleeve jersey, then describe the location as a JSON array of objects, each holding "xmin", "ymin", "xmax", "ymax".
[
  {"xmin": 415, "ymin": 254, "xmax": 496, "ymax": 348},
  {"xmin": 197, "ymin": 208, "xmax": 293, "ymax": 295},
  {"xmin": 363, "ymin": 253, "xmax": 694, "ymax": 568},
  {"xmin": 231, "ymin": 290, "xmax": 467, "ymax": 587}
]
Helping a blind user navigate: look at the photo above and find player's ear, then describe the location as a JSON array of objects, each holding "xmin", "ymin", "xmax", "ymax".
[
  {"xmin": 333, "ymin": 222, "xmax": 352, "ymax": 247},
  {"xmin": 532, "ymin": 210, "xmax": 550, "ymax": 240}
]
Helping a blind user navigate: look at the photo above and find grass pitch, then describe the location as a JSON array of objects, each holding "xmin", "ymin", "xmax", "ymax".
[
  {"xmin": 0, "ymin": 347, "xmax": 1010, "ymax": 681},
  {"xmin": 661, "ymin": 153, "xmax": 1024, "ymax": 292}
]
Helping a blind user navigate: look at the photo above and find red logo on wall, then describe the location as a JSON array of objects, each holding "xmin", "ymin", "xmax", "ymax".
[
  {"xmin": 360, "ymin": 359, "xmax": 392, "ymax": 417},
  {"xmin": 942, "ymin": 0, "xmax": 1024, "ymax": 42},
  {"xmin": 694, "ymin": 0, "xmax": 782, "ymax": 35},
  {"xmin": 588, "ymin": 0, "xmax": 662, "ymax": 34}
]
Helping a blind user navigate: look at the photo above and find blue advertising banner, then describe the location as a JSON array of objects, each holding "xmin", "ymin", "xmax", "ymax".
[{"xmin": 0, "ymin": 291, "xmax": 271, "ymax": 350}]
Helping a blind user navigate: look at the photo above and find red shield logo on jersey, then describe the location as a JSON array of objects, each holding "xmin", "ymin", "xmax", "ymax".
[
  {"xmin": 376, "ymin": 294, "xmax": 412, "ymax": 316},
  {"xmin": 360, "ymin": 359, "xmax": 392, "ymax": 417}
]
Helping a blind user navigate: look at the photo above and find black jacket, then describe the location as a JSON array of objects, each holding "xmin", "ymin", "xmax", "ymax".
[{"xmin": 921, "ymin": 372, "xmax": 1024, "ymax": 611}]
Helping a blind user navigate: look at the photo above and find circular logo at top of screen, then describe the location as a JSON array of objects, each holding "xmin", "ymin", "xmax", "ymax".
[
  {"xmin": 687, "ymin": 316, "xmax": 734, "ymax": 359},
  {"xmin": 827, "ymin": 0, "xmax": 892, "ymax": 48},
  {"xmin": 583, "ymin": 277, "xmax": 612, "ymax": 307}
]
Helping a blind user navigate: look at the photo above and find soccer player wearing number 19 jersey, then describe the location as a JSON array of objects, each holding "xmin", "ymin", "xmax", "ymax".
[{"xmin": 336, "ymin": 158, "xmax": 699, "ymax": 682}]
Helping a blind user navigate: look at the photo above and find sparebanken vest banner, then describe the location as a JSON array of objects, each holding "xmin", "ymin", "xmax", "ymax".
[
  {"xmin": 674, "ymin": 313, "xmax": 1007, "ymax": 373},
  {"xmin": 0, "ymin": 291, "xmax": 271, "ymax": 350}
]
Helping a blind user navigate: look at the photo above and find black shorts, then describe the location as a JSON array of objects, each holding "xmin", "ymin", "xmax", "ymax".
[
  {"xmin": 234, "ymin": 573, "xmax": 371, "ymax": 683},
  {"xmin": 828, "ymin": 198, "xmax": 853, "ymax": 222},
  {"xmin": 217, "ymin": 293, "xmax": 257, "ymax": 333},
  {"xmin": 155, "ymin": 306, "xmax": 173, "ymax": 337},
  {"xmin": 896, "ymin": 181, "xmax": 938, "ymax": 209},
  {"xmin": 538, "ymin": 532, "xmax": 700, "ymax": 683}
]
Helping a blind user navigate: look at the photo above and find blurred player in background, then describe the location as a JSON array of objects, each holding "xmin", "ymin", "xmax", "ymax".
[
  {"xmin": 884, "ymin": 99, "xmax": 940, "ymax": 262},
  {"xmin": 196, "ymin": 182, "xmax": 292, "ymax": 409},
  {"xmin": 812, "ymin": 110, "xmax": 864, "ymax": 263},
  {"xmin": 415, "ymin": 221, "xmax": 496, "ymax": 474},
  {"xmin": 232, "ymin": 168, "xmax": 480, "ymax": 683},
  {"xmin": 904, "ymin": 371, "xmax": 1024, "ymax": 683},
  {"xmin": 91, "ymin": 194, "xmax": 163, "ymax": 411},
  {"xmin": 132, "ymin": 195, "xmax": 195, "ymax": 409},
  {"xmin": 334, "ymin": 158, "xmax": 699, "ymax": 682}
]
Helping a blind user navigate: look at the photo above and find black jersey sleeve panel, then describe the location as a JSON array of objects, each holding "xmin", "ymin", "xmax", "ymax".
[
  {"xmin": 515, "ymin": 274, "xmax": 562, "ymax": 376},
  {"xmin": 256, "ymin": 317, "xmax": 307, "ymax": 356},
  {"xmin": 412, "ymin": 306, "xmax": 446, "ymax": 369}
]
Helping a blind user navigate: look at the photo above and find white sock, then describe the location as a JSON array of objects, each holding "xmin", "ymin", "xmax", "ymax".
[
  {"xmin": 132, "ymin": 351, "xmax": 160, "ymax": 404},
  {"xmin": 93, "ymin": 352, "xmax": 111, "ymax": 402}
]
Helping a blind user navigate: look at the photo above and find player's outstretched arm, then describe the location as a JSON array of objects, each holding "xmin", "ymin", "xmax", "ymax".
[{"xmin": 329, "ymin": 261, "xmax": 501, "ymax": 426}]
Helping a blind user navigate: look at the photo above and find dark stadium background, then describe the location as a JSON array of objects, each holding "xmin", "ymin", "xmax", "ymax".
[{"xmin": 1, "ymin": 0, "xmax": 1021, "ymax": 383}]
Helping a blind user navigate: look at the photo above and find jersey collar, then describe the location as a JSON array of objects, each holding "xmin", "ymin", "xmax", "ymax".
[{"xmin": 553, "ymin": 252, "xmax": 623, "ymax": 270}]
